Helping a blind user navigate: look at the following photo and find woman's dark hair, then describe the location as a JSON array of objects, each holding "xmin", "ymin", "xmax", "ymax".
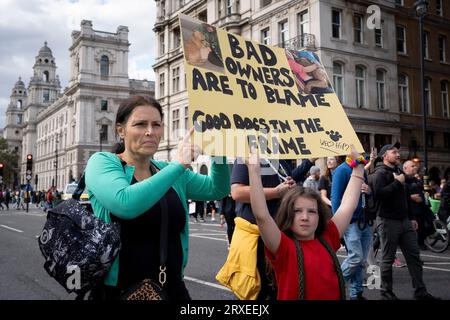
[
  {"xmin": 112, "ymin": 95, "xmax": 163, "ymax": 154},
  {"xmin": 275, "ymin": 186, "xmax": 330, "ymax": 239}
]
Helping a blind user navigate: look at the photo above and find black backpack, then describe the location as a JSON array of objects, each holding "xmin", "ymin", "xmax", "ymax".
[{"xmin": 38, "ymin": 174, "xmax": 121, "ymax": 297}]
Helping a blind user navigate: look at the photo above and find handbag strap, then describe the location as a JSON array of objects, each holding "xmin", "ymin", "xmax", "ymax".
[
  {"xmin": 72, "ymin": 175, "xmax": 86, "ymax": 200},
  {"xmin": 73, "ymin": 160, "xmax": 127, "ymax": 199},
  {"xmin": 149, "ymin": 163, "xmax": 168, "ymax": 288}
]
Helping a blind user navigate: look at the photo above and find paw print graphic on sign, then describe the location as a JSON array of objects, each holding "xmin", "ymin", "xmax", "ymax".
[{"xmin": 325, "ymin": 130, "xmax": 343, "ymax": 142}]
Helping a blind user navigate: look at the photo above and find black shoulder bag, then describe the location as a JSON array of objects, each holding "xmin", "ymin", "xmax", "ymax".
[{"xmin": 38, "ymin": 173, "xmax": 121, "ymax": 298}]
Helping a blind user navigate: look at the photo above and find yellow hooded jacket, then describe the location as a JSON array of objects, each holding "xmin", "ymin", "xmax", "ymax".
[{"xmin": 216, "ymin": 217, "xmax": 260, "ymax": 300}]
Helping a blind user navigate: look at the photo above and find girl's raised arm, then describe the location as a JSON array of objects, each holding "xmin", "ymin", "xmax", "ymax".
[{"xmin": 247, "ymin": 150, "xmax": 281, "ymax": 255}]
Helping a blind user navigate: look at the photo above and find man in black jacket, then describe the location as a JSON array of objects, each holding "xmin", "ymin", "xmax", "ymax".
[{"xmin": 370, "ymin": 142, "xmax": 439, "ymax": 300}]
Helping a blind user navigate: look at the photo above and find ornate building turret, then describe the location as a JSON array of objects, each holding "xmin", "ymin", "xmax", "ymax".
[
  {"xmin": 4, "ymin": 77, "xmax": 27, "ymax": 151},
  {"xmin": 27, "ymin": 41, "xmax": 61, "ymax": 106},
  {"xmin": 21, "ymin": 42, "xmax": 62, "ymax": 184},
  {"xmin": 3, "ymin": 23, "xmax": 153, "ymax": 191}
]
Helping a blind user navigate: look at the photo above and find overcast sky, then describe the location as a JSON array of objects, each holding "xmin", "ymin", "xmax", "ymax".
[{"xmin": 0, "ymin": 0, "xmax": 156, "ymax": 128}]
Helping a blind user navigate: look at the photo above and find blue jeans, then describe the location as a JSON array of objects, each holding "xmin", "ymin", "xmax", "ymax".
[{"xmin": 341, "ymin": 222, "xmax": 372, "ymax": 298}]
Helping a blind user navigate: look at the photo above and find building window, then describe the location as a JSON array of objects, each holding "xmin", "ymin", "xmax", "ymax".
[
  {"xmin": 355, "ymin": 65, "xmax": 366, "ymax": 108},
  {"xmin": 218, "ymin": 0, "xmax": 222, "ymax": 17},
  {"xmin": 376, "ymin": 69, "xmax": 386, "ymax": 110},
  {"xmin": 439, "ymin": 35, "xmax": 446, "ymax": 62},
  {"xmin": 173, "ymin": 0, "xmax": 182, "ymax": 11},
  {"xmin": 425, "ymin": 78, "xmax": 432, "ymax": 116},
  {"xmin": 356, "ymin": 132, "xmax": 370, "ymax": 152},
  {"xmin": 261, "ymin": 27, "xmax": 270, "ymax": 45},
  {"xmin": 16, "ymin": 114, "xmax": 22, "ymax": 125},
  {"xmin": 159, "ymin": 73, "xmax": 165, "ymax": 98},
  {"xmin": 354, "ymin": 14, "xmax": 363, "ymax": 44},
  {"xmin": 332, "ymin": 9, "xmax": 341, "ymax": 39},
  {"xmin": 172, "ymin": 67, "xmax": 180, "ymax": 94},
  {"xmin": 424, "ymin": 32, "xmax": 429, "ymax": 59},
  {"xmin": 298, "ymin": 10, "xmax": 309, "ymax": 39},
  {"xmin": 226, "ymin": 0, "xmax": 232, "ymax": 15},
  {"xmin": 375, "ymin": 134, "xmax": 392, "ymax": 151},
  {"xmin": 395, "ymin": 0, "xmax": 404, "ymax": 5},
  {"xmin": 17, "ymin": 100, "xmax": 22, "ymax": 109},
  {"xmin": 198, "ymin": 10, "xmax": 207, "ymax": 22},
  {"xmin": 398, "ymin": 74, "xmax": 409, "ymax": 113},
  {"xmin": 436, "ymin": 0, "xmax": 443, "ymax": 16},
  {"xmin": 173, "ymin": 27, "xmax": 180, "ymax": 49},
  {"xmin": 43, "ymin": 70, "xmax": 49, "ymax": 82},
  {"xmin": 261, "ymin": 0, "xmax": 271, "ymax": 7},
  {"xmin": 441, "ymin": 81, "xmax": 449, "ymax": 118},
  {"xmin": 159, "ymin": 33, "xmax": 165, "ymax": 55},
  {"xmin": 444, "ymin": 132, "xmax": 450, "ymax": 149},
  {"xmin": 279, "ymin": 20, "xmax": 288, "ymax": 47},
  {"xmin": 375, "ymin": 22, "xmax": 383, "ymax": 48},
  {"xmin": 43, "ymin": 89, "xmax": 50, "ymax": 103},
  {"xmin": 161, "ymin": 0, "xmax": 166, "ymax": 16},
  {"xmin": 396, "ymin": 26, "xmax": 406, "ymax": 54},
  {"xmin": 100, "ymin": 125, "xmax": 108, "ymax": 142},
  {"xmin": 172, "ymin": 109, "xmax": 180, "ymax": 139},
  {"xmin": 100, "ymin": 55, "xmax": 109, "ymax": 78},
  {"xmin": 101, "ymin": 100, "xmax": 108, "ymax": 111},
  {"xmin": 184, "ymin": 106, "xmax": 189, "ymax": 130},
  {"xmin": 333, "ymin": 62, "xmax": 344, "ymax": 103},
  {"xmin": 426, "ymin": 131, "xmax": 434, "ymax": 147}
]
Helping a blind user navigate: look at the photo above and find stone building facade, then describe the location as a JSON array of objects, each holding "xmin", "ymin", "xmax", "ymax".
[
  {"xmin": 3, "ymin": 21, "xmax": 154, "ymax": 190},
  {"xmin": 153, "ymin": 0, "xmax": 449, "ymax": 178}
]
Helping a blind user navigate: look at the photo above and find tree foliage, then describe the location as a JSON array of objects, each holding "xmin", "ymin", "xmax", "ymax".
[{"xmin": 0, "ymin": 137, "xmax": 19, "ymax": 189}]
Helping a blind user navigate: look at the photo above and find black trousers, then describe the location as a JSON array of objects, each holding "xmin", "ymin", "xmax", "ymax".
[
  {"xmin": 376, "ymin": 216, "xmax": 427, "ymax": 297},
  {"xmin": 223, "ymin": 211, "xmax": 236, "ymax": 244}
]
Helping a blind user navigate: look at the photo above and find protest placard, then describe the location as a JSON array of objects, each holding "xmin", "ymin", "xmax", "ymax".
[{"xmin": 180, "ymin": 14, "xmax": 364, "ymax": 159}]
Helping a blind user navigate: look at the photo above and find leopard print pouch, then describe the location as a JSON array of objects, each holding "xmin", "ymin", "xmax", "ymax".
[{"xmin": 121, "ymin": 279, "xmax": 167, "ymax": 300}]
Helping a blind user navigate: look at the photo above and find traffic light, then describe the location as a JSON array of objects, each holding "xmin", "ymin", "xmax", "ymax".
[
  {"xmin": 26, "ymin": 154, "xmax": 33, "ymax": 171},
  {"xmin": 0, "ymin": 163, "xmax": 3, "ymax": 177}
]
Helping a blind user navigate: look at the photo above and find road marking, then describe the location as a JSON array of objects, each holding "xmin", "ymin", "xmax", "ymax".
[
  {"xmin": 189, "ymin": 222, "xmax": 223, "ymax": 227},
  {"xmin": 0, "ymin": 212, "xmax": 46, "ymax": 217},
  {"xmin": 191, "ymin": 233, "xmax": 226, "ymax": 236},
  {"xmin": 190, "ymin": 234, "xmax": 228, "ymax": 242},
  {"xmin": 0, "ymin": 225, "xmax": 24, "ymax": 233},
  {"xmin": 21, "ymin": 213, "xmax": 46, "ymax": 217},
  {"xmin": 423, "ymin": 266, "xmax": 450, "ymax": 272},
  {"xmin": 424, "ymin": 262, "xmax": 450, "ymax": 265},
  {"xmin": 418, "ymin": 253, "xmax": 450, "ymax": 260},
  {"xmin": 184, "ymin": 276, "xmax": 231, "ymax": 292}
]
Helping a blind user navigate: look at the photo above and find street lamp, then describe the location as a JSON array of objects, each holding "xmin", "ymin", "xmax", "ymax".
[
  {"xmin": 54, "ymin": 133, "xmax": 59, "ymax": 189},
  {"xmin": 415, "ymin": 0, "xmax": 429, "ymax": 190}
]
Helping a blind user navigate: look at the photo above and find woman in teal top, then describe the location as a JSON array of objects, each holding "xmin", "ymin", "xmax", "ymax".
[{"xmin": 85, "ymin": 95, "xmax": 230, "ymax": 300}]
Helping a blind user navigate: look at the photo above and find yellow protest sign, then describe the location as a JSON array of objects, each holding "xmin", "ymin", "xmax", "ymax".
[{"xmin": 180, "ymin": 14, "xmax": 364, "ymax": 159}]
